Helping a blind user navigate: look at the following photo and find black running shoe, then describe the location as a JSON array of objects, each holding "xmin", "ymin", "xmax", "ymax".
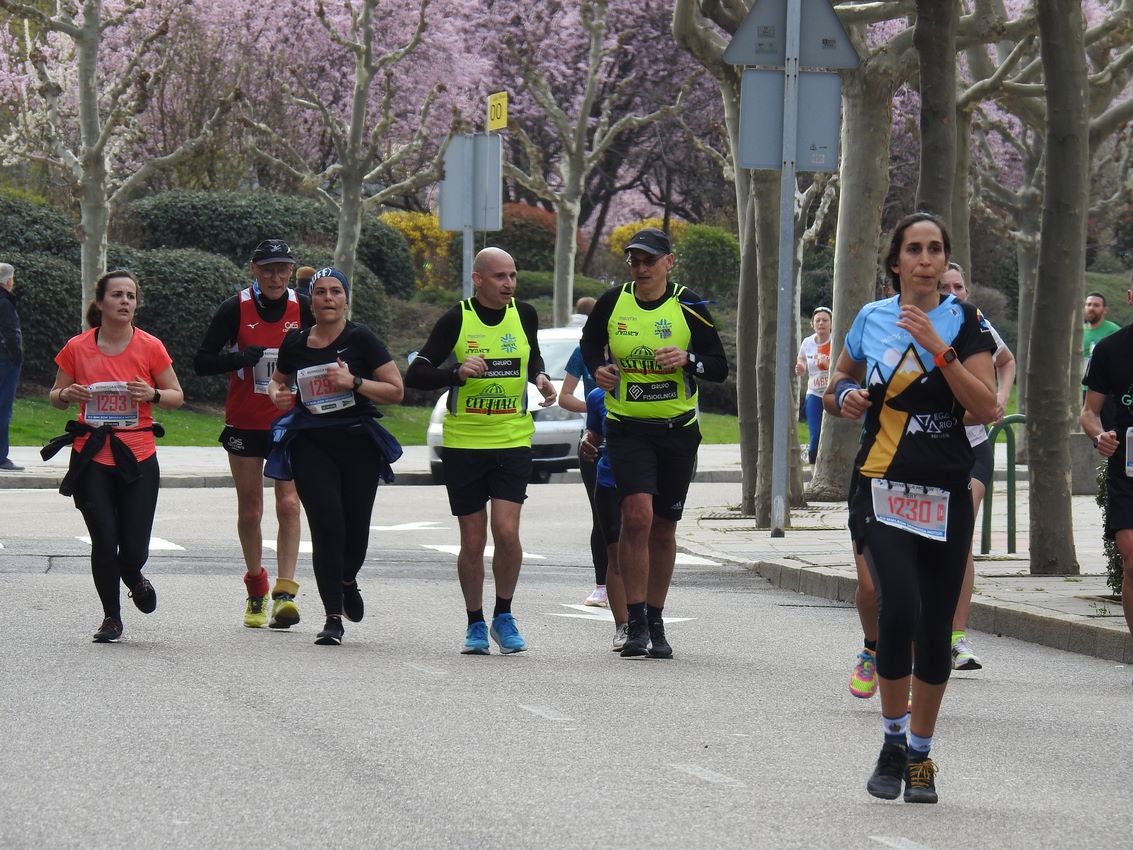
[
  {"xmin": 619, "ymin": 621, "xmax": 651, "ymax": 658},
  {"xmin": 647, "ymin": 620, "xmax": 673, "ymax": 659},
  {"xmin": 866, "ymin": 742, "xmax": 907, "ymax": 800},
  {"xmin": 129, "ymin": 578, "xmax": 157, "ymax": 614},
  {"xmin": 92, "ymin": 616, "xmax": 123, "ymax": 643},
  {"xmin": 315, "ymin": 617, "xmax": 345, "ymax": 646},
  {"xmin": 904, "ymin": 757, "xmax": 939, "ymax": 803},
  {"xmin": 342, "ymin": 582, "xmax": 364, "ymax": 623}
]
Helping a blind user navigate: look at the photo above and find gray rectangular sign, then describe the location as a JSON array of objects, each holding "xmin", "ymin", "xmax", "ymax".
[
  {"xmin": 737, "ymin": 69, "xmax": 842, "ymax": 172},
  {"xmin": 439, "ymin": 133, "xmax": 503, "ymax": 231}
]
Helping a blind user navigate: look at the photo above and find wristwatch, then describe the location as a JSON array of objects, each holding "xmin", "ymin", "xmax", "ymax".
[
  {"xmin": 151, "ymin": 388, "xmax": 161, "ymax": 404},
  {"xmin": 933, "ymin": 347, "xmax": 958, "ymax": 368},
  {"xmin": 1092, "ymin": 434, "xmax": 1101, "ymax": 449},
  {"xmin": 353, "ymin": 375, "xmax": 364, "ymax": 391}
]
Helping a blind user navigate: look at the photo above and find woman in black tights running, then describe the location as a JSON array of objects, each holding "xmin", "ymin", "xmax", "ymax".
[{"xmin": 267, "ymin": 268, "xmax": 403, "ymax": 646}]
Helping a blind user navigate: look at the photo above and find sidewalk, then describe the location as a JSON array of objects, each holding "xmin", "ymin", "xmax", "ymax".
[{"xmin": 2, "ymin": 442, "xmax": 1128, "ymax": 665}]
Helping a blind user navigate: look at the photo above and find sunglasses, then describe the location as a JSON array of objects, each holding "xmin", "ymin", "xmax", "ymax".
[{"xmin": 625, "ymin": 253, "xmax": 664, "ymax": 268}]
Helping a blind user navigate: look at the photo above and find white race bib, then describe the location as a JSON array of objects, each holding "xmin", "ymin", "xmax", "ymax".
[
  {"xmin": 252, "ymin": 348, "xmax": 280, "ymax": 394},
  {"xmin": 871, "ymin": 478, "xmax": 950, "ymax": 542},
  {"xmin": 296, "ymin": 364, "xmax": 355, "ymax": 414},
  {"xmin": 84, "ymin": 381, "xmax": 139, "ymax": 429}
]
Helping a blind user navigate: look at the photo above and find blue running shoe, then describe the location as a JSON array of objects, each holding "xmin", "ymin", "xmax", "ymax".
[
  {"xmin": 490, "ymin": 613, "xmax": 527, "ymax": 654},
  {"xmin": 462, "ymin": 620, "xmax": 490, "ymax": 655}
]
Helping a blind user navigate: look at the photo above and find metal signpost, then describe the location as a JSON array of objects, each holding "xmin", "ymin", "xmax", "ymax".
[
  {"xmin": 439, "ymin": 93, "xmax": 507, "ymax": 297},
  {"xmin": 724, "ymin": 0, "xmax": 858, "ymax": 536}
]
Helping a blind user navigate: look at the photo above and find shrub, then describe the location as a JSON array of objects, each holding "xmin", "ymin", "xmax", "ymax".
[
  {"xmin": 0, "ymin": 189, "xmax": 79, "ymax": 260},
  {"xmin": 692, "ymin": 304, "xmax": 736, "ymax": 415},
  {"xmin": 606, "ymin": 217, "xmax": 690, "ymax": 256},
  {"xmin": 672, "ymin": 224, "xmax": 741, "ymax": 306},
  {"xmin": 1096, "ymin": 464, "xmax": 1124, "ymax": 597},
  {"xmin": 358, "ymin": 216, "xmax": 415, "ymax": 300},
  {"xmin": 515, "ymin": 270, "xmax": 608, "ymax": 301},
  {"xmin": 122, "ymin": 190, "xmax": 337, "ymax": 266},
  {"xmin": 380, "ymin": 210, "xmax": 455, "ymax": 291},
  {"xmin": 6, "ymin": 251, "xmax": 83, "ymax": 387}
]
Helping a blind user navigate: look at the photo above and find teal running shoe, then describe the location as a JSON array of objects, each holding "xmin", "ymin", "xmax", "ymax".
[
  {"xmin": 489, "ymin": 613, "xmax": 527, "ymax": 654},
  {"xmin": 462, "ymin": 620, "xmax": 490, "ymax": 655}
]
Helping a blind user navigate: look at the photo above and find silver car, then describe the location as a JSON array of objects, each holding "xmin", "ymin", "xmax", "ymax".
[{"xmin": 426, "ymin": 325, "xmax": 586, "ymax": 483}]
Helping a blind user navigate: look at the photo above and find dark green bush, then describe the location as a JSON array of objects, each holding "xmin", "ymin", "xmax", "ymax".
[
  {"xmin": 515, "ymin": 270, "xmax": 607, "ymax": 301},
  {"xmin": 0, "ymin": 190, "xmax": 79, "ymax": 261},
  {"xmin": 358, "ymin": 217, "xmax": 415, "ymax": 300},
  {"xmin": 672, "ymin": 224, "xmax": 740, "ymax": 306},
  {"xmin": 6, "ymin": 251, "xmax": 83, "ymax": 386},
  {"xmin": 690, "ymin": 304, "xmax": 736, "ymax": 415},
  {"xmin": 122, "ymin": 190, "xmax": 337, "ymax": 266}
]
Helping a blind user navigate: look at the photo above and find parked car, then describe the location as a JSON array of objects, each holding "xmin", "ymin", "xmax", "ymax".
[{"xmin": 426, "ymin": 325, "xmax": 586, "ymax": 484}]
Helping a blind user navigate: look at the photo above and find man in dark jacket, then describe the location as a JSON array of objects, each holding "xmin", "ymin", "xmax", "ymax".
[{"xmin": 0, "ymin": 263, "xmax": 22, "ymax": 471}]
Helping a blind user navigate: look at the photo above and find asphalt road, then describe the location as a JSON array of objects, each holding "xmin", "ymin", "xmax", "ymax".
[{"xmin": 1, "ymin": 482, "xmax": 1130, "ymax": 848}]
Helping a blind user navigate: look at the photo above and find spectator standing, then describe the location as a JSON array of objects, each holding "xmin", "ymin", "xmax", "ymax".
[{"xmin": 0, "ymin": 262, "xmax": 22, "ymax": 470}]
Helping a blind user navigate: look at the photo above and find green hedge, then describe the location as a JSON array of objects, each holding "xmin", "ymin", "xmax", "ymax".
[
  {"xmin": 357, "ymin": 217, "xmax": 415, "ymax": 300},
  {"xmin": 0, "ymin": 190, "xmax": 79, "ymax": 260},
  {"xmin": 672, "ymin": 224, "xmax": 740, "ymax": 307},
  {"xmin": 514, "ymin": 270, "xmax": 608, "ymax": 300},
  {"xmin": 6, "ymin": 251, "xmax": 84, "ymax": 387}
]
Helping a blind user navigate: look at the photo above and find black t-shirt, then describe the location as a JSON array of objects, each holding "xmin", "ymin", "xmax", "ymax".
[
  {"xmin": 277, "ymin": 321, "xmax": 393, "ymax": 419},
  {"xmin": 1084, "ymin": 325, "xmax": 1133, "ymax": 477}
]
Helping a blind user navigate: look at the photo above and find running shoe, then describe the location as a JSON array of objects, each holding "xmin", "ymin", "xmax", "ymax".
[
  {"xmin": 951, "ymin": 635, "xmax": 983, "ymax": 670},
  {"xmin": 92, "ymin": 616, "xmax": 123, "ymax": 643},
  {"xmin": 584, "ymin": 585, "xmax": 609, "ymax": 607},
  {"xmin": 462, "ymin": 621, "xmax": 490, "ymax": 655},
  {"xmin": 314, "ymin": 617, "xmax": 344, "ymax": 646},
  {"xmin": 611, "ymin": 623, "xmax": 629, "ymax": 652},
  {"xmin": 849, "ymin": 649, "xmax": 877, "ymax": 698},
  {"xmin": 268, "ymin": 593, "xmax": 301, "ymax": 629},
  {"xmin": 243, "ymin": 594, "xmax": 269, "ymax": 628},
  {"xmin": 619, "ymin": 622, "xmax": 650, "ymax": 658},
  {"xmin": 129, "ymin": 578, "xmax": 157, "ymax": 614},
  {"xmin": 342, "ymin": 583, "xmax": 364, "ymax": 623},
  {"xmin": 490, "ymin": 613, "xmax": 528, "ymax": 654},
  {"xmin": 904, "ymin": 757, "xmax": 939, "ymax": 804},
  {"xmin": 866, "ymin": 742, "xmax": 908, "ymax": 800},
  {"xmin": 647, "ymin": 620, "xmax": 673, "ymax": 659}
]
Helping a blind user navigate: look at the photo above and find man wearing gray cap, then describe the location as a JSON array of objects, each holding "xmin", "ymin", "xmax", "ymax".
[
  {"xmin": 580, "ymin": 227, "xmax": 728, "ymax": 659},
  {"xmin": 195, "ymin": 240, "xmax": 314, "ymax": 630},
  {"xmin": 0, "ymin": 262, "xmax": 22, "ymax": 470}
]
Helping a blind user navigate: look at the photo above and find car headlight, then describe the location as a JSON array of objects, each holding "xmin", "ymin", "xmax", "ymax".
[
  {"xmin": 533, "ymin": 405, "xmax": 583, "ymax": 422},
  {"xmin": 429, "ymin": 393, "xmax": 448, "ymax": 425}
]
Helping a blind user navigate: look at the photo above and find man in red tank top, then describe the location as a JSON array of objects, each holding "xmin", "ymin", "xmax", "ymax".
[{"xmin": 194, "ymin": 239, "xmax": 314, "ymax": 629}]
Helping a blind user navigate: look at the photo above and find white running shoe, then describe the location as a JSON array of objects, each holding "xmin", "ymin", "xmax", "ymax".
[
  {"xmin": 611, "ymin": 623, "xmax": 629, "ymax": 651},
  {"xmin": 584, "ymin": 585, "xmax": 609, "ymax": 607},
  {"xmin": 951, "ymin": 635, "xmax": 983, "ymax": 670}
]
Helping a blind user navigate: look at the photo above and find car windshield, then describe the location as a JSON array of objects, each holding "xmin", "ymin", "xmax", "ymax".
[{"xmin": 539, "ymin": 337, "xmax": 580, "ymax": 380}]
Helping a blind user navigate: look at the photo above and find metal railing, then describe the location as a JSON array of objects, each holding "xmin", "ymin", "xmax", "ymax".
[{"xmin": 980, "ymin": 413, "xmax": 1025, "ymax": 554}]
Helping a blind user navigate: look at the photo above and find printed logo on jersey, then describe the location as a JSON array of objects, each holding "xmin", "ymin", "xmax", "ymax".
[
  {"xmin": 499, "ymin": 332, "xmax": 518, "ymax": 354},
  {"xmin": 906, "ymin": 412, "xmax": 958, "ymax": 435},
  {"xmin": 654, "ymin": 318, "xmax": 673, "ymax": 340},
  {"xmin": 482, "ymin": 358, "xmax": 521, "ymax": 379},
  {"xmin": 975, "ymin": 308, "xmax": 992, "ymax": 333},
  {"xmin": 462, "ymin": 382, "xmax": 520, "ymax": 415},
  {"xmin": 466, "ymin": 340, "xmax": 481, "ymax": 352},
  {"xmin": 246, "ymin": 323, "xmax": 260, "ymax": 330},
  {"xmin": 283, "ymin": 321, "xmax": 300, "ymax": 331},
  {"xmin": 615, "ymin": 321, "xmax": 637, "ymax": 337},
  {"xmin": 626, "ymin": 381, "xmax": 678, "ymax": 403},
  {"xmin": 618, "ymin": 345, "xmax": 657, "ymax": 375},
  {"xmin": 861, "ymin": 344, "xmax": 930, "ymax": 477}
]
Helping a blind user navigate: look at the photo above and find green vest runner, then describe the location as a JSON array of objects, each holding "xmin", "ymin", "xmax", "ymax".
[
  {"xmin": 443, "ymin": 298, "xmax": 534, "ymax": 449},
  {"xmin": 605, "ymin": 282, "xmax": 696, "ymax": 422}
]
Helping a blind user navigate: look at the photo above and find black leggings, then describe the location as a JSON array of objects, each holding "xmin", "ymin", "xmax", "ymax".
[
  {"xmin": 850, "ymin": 477, "xmax": 973, "ymax": 685},
  {"xmin": 579, "ymin": 455, "xmax": 608, "ymax": 584},
  {"xmin": 72, "ymin": 455, "xmax": 161, "ymax": 619},
  {"xmin": 290, "ymin": 427, "xmax": 381, "ymax": 617}
]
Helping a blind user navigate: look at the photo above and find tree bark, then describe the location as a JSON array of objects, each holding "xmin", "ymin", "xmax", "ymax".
[
  {"xmin": 1026, "ymin": 0, "xmax": 1087, "ymax": 575},
  {"xmin": 913, "ymin": 0, "xmax": 958, "ymax": 221}
]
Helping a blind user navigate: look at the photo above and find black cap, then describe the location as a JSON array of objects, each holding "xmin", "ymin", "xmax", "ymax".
[
  {"xmin": 625, "ymin": 227, "xmax": 671, "ymax": 256},
  {"xmin": 250, "ymin": 239, "xmax": 295, "ymax": 265}
]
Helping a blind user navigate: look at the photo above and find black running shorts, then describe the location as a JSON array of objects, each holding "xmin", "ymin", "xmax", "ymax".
[
  {"xmin": 219, "ymin": 426, "xmax": 273, "ymax": 459},
  {"xmin": 970, "ymin": 439, "xmax": 993, "ymax": 489},
  {"xmin": 442, "ymin": 446, "xmax": 532, "ymax": 516},
  {"xmin": 1104, "ymin": 472, "xmax": 1133, "ymax": 540},
  {"xmin": 604, "ymin": 417, "xmax": 701, "ymax": 522}
]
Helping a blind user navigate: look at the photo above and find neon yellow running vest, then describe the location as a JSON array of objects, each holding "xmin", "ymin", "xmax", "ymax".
[
  {"xmin": 605, "ymin": 282, "xmax": 696, "ymax": 422},
  {"xmin": 443, "ymin": 298, "xmax": 534, "ymax": 449}
]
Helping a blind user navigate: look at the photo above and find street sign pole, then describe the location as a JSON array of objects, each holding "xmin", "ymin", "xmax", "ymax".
[{"xmin": 769, "ymin": 0, "xmax": 802, "ymax": 538}]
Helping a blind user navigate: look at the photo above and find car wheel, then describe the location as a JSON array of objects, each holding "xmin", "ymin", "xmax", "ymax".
[{"xmin": 430, "ymin": 463, "xmax": 445, "ymax": 485}]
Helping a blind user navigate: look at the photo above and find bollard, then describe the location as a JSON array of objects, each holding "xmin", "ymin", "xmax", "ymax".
[{"xmin": 981, "ymin": 413, "xmax": 1025, "ymax": 555}]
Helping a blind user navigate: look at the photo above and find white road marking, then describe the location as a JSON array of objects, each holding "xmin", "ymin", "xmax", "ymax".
[
  {"xmin": 869, "ymin": 838, "xmax": 936, "ymax": 850},
  {"xmin": 371, "ymin": 521, "xmax": 444, "ymax": 531},
  {"xmin": 519, "ymin": 704, "xmax": 575, "ymax": 722},
  {"xmin": 546, "ymin": 604, "xmax": 694, "ymax": 623},
  {"xmin": 403, "ymin": 662, "xmax": 448, "ymax": 677},
  {"xmin": 669, "ymin": 763, "xmax": 745, "ymax": 788},
  {"xmin": 262, "ymin": 541, "xmax": 313, "ymax": 554},
  {"xmin": 78, "ymin": 535, "xmax": 184, "ymax": 551},
  {"xmin": 422, "ymin": 544, "xmax": 545, "ymax": 559},
  {"xmin": 676, "ymin": 553, "xmax": 720, "ymax": 566}
]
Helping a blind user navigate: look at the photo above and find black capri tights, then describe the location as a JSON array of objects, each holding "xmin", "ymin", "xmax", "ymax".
[
  {"xmin": 72, "ymin": 455, "xmax": 161, "ymax": 620},
  {"xmin": 851, "ymin": 478, "xmax": 974, "ymax": 685},
  {"xmin": 290, "ymin": 427, "xmax": 381, "ymax": 617}
]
